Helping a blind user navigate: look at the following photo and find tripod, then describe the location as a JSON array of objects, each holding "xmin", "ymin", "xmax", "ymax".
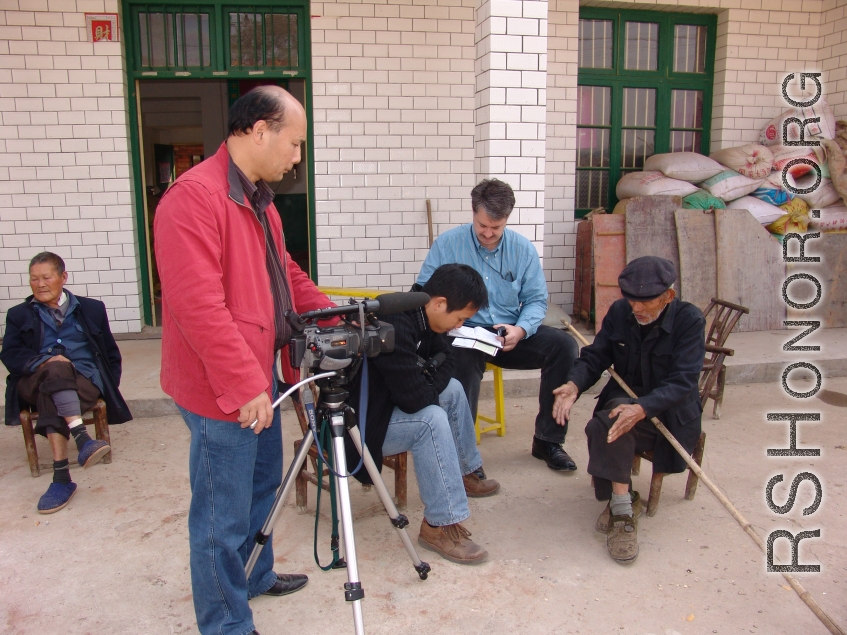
[{"xmin": 245, "ymin": 371, "xmax": 430, "ymax": 635}]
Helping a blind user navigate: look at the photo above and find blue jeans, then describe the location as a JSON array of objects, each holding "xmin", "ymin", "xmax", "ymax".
[
  {"xmin": 381, "ymin": 378, "xmax": 482, "ymax": 526},
  {"xmin": 177, "ymin": 395, "xmax": 282, "ymax": 635}
]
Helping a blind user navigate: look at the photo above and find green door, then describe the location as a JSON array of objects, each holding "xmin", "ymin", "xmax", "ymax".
[{"xmin": 122, "ymin": 0, "xmax": 317, "ymax": 326}]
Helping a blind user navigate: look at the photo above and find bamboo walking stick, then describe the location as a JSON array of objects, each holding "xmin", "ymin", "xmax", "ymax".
[{"xmin": 561, "ymin": 317, "xmax": 845, "ymax": 635}]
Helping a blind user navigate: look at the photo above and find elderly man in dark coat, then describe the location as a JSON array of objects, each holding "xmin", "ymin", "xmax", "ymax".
[
  {"xmin": 1, "ymin": 252, "xmax": 132, "ymax": 514},
  {"xmin": 552, "ymin": 256, "xmax": 705, "ymax": 564}
]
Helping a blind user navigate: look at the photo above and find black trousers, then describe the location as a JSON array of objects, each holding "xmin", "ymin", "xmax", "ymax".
[
  {"xmin": 451, "ymin": 325, "xmax": 579, "ymax": 444},
  {"xmin": 585, "ymin": 395, "xmax": 658, "ymax": 500},
  {"xmin": 17, "ymin": 361, "xmax": 101, "ymax": 438}
]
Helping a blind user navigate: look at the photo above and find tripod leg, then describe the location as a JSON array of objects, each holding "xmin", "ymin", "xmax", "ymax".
[
  {"xmin": 347, "ymin": 426, "xmax": 431, "ymax": 580},
  {"xmin": 329, "ymin": 412, "xmax": 366, "ymax": 635},
  {"xmin": 245, "ymin": 430, "xmax": 315, "ymax": 578}
]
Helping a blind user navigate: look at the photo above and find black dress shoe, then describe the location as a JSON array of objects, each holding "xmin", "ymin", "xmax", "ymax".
[
  {"xmin": 531, "ymin": 437, "xmax": 577, "ymax": 471},
  {"xmin": 263, "ymin": 572, "xmax": 309, "ymax": 596}
]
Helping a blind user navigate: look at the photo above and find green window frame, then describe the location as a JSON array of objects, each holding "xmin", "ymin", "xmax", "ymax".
[{"xmin": 576, "ymin": 8, "xmax": 717, "ymax": 218}]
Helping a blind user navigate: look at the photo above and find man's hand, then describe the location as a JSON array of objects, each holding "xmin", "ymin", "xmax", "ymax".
[
  {"xmin": 606, "ymin": 403, "xmax": 646, "ymax": 443},
  {"xmin": 493, "ymin": 324, "xmax": 526, "ymax": 352},
  {"xmin": 44, "ymin": 355, "xmax": 71, "ymax": 365},
  {"xmin": 552, "ymin": 381, "xmax": 579, "ymax": 426},
  {"xmin": 238, "ymin": 391, "xmax": 274, "ymax": 434}
]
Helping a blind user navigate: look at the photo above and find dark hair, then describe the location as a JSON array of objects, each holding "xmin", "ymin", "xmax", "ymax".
[
  {"xmin": 29, "ymin": 251, "xmax": 65, "ymax": 275},
  {"xmin": 471, "ymin": 178, "xmax": 515, "ymax": 220},
  {"xmin": 227, "ymin": 86, "xmax": 287, "ymax": 136},
  {"xmin": 422, "ymin": 264, "xmax": 488, "ymax": 313}
]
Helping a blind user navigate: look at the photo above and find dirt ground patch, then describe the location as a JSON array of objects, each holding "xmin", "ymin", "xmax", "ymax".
[{"xmin": 1, "ymin": 378, "xmax": 845, "ymax": 635}]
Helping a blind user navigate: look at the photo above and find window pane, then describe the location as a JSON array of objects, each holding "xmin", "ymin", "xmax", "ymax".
[
  {"xmin": 621, "ymin": 129, "xmax": 655, "ymax": 169},
  {"xmin": 289, "ymin": 14, "xmax": 299, "ymax": 67},
  {"xmin": 231, "ymin": 12, "xmax": 298, "ymax": 69},
  {"xmin": 579, "ymin": 19, "xmax": 613, "ymax": 69},
  {"xmin": 231, "ymin": 12, "xmax": 260, "ymax": 67},
  {"xmin": 576, "ymin": 170, "xmax": 609, "ymax": 209},
  {"xmin": 671, "ymin": 130, "xmax": 703, "ymax": 153},
  {"xmin": 176, "ymin": 14, "xmax": 210, "ymax": 67},
  {"xmin": 622, "ymin": 88, "xmax": 656, "ymax": 128},
  {"xmin": 624, "ymin": 22, "xmax": 658, "ymax": 71},
  {"xmin": 577, "ymin": 86, "xmax": 611, "ymax": 126},
  {"xmin": 140, "ymin": 13, "xmax": 169, "ymax": 67},
  {"xmin": 671, "ymin": 90, "xmax": 704, "ymax": 130},
  {"xmin": 674, "ymin": 24, "xmax": 707, "ymax": 73},
  {"xmin": 578, "ymin": 129, "xmax": 610, "ymax": 168}
]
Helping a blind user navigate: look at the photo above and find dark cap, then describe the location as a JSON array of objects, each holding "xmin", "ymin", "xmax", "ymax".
[{"xmin": 618, "ymin": 256, "xmax": 677, "ymax": 301}]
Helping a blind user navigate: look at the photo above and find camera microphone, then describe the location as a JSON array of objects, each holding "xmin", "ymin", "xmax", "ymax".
[{"xmin": 299, "ymin": 292, "xmax": 430, "ymax": 321}]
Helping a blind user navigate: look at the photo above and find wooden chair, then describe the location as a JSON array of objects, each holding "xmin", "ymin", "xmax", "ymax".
[
  {"xmin": 20, "ymin": 399, "xmax": 111, "ymax": 478},
  {"xmin": 291, "ymin": 391, "xmax": 407, "ymax": 511},
  {"xmin": 702, "ymin": 298, "xmax": 749, "ymax": 419},
  {"xmin": 630, "ymin": 344, "xmax": 734, "ymax": 517},
  {"xmin": 298, "ymin": 286, "xmax": 408, "ymax": 511}
]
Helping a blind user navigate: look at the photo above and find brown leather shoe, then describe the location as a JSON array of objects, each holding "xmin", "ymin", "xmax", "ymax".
[
  {"xmin": 595, "ymin": 491, "xmax": 642, "ymax": 533},
  {"xmin": 462, "ymin": 472, "xmax": 501, "ymax": 497},
  {"xmin": 418, "ymin": 520, "xmax": 488, "ymax": 565},
  {"xmin": 606, "ymin": 514, "xmax": 639, "ymax": 564}
]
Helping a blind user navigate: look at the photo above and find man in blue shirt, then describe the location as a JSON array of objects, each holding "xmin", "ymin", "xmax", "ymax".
[
  {"xmin": 417, "ymin": 179, "xmax": 580, "ymax": 471},
  {"xmin": 1, "ymin": 252, "xmax": 132, "ymax": 514}
]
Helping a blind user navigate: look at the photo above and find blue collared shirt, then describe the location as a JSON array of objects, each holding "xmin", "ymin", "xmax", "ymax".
[
  {"xmin": 416, "ymin": 223, "xmax": 548, "ymax": 338},
  {"xmin": 30, "ymin": 290, "xmax": 104, "ymax": 393}
]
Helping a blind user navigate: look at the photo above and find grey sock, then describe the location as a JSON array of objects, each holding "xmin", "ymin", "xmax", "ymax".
[
  {"xmin": 52, "ymin": 389, "xmax": 81, "ymax": 418},
  {"xmin": 610, "ymin": 492, "xmax": 633, "ymax": 517}
]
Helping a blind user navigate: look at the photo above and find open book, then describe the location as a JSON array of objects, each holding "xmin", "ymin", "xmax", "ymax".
[{"xmin": 448, "ymin": 326, "xmax": 504, "ymax": 356}]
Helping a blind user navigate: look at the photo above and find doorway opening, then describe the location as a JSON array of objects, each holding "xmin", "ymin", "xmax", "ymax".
[{"xmin": 137, "ymin": 78, "xmax": 310, "ymax": 326}]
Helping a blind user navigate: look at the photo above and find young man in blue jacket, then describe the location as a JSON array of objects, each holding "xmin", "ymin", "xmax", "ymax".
[
  {"xmin": 347, "ymin": 264, "xmax": 500, "ymax": 564},
  {"xmin": 1, "ymin": 252, "xmax": 132, "ymax": 514}
]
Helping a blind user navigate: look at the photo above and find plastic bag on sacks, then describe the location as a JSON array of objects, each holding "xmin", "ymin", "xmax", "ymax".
[
  {"xmin": 750, "ymin": 185, "xmax": 791, "ymax": 206},
  {"xmin": 700, "ymin": 169, "xmax": 764, "ymax": 202},
  {"xmin": 726, "ymin": 196, "xmax": 785, "ymax": 224},
  {"xmin": 681, "ymin": 189, "xmax": 726, "ymax": 209},
  {"xmin": 770, "ymin": 144, "xmax": 824, "ymax": 179},
  {"xmin": 709, "ymin": 144, "xmax": 773, "ymax": 180},
  {"xmin": 615, "ymin": 171, "xmax": 699, "ymax": 199},
  {"xmin": 643, "ymin": 152, "xmax": 724, "ymax": 183},
  {"xmin": 809, "ymin": 205, "xmax": 847, "ymax": 231},
  {"xmin": 767, "ymin": 208, "xmax": 810, "ymax": 235},
  {"xmin": 759, "ymin": 97, "xmax": 836, "ymax": 146}
]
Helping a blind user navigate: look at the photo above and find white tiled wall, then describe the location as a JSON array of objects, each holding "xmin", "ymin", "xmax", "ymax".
[
  {"xmin": 1, "ymin": 0, "xmax": 844, "ymax": 333},
  {"xmin": 310, "ymin": 0, "xmax": 478, "ymax": 290},
  {"xmin": 0, "ymin": 0, "xmax": 141, "ymax": 335}
]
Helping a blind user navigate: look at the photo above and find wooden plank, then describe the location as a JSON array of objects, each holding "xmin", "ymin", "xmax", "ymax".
[
  {"xmin": 574, "ymin": 220, "xmax": 593, "ymax": 322},
  {"xmin": 715, "ymin": 209, "xmax": 785, "ymax": 332},
  {"xmin": 592, "ymin": 214, "xmax": 626, "ymax": 332},
  {"xmin": 675, "ymin": 209, "xmax": 717, "ymax": 314},
  {"xmin": 625, "ymin": 196, "xmax": 682, "ymax": 275},
  {"xmin": 786, "ymin": 233, "xmax": 847, "ymax": 328}
]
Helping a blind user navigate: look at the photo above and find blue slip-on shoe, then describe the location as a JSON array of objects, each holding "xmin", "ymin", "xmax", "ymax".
[
  {"xmin": 38, "ymin": 482, "xmax": 77, "ymax": 514},
  {"xmin": 78, "ymin": 439, "xmax": 111, "ymax": 468}
]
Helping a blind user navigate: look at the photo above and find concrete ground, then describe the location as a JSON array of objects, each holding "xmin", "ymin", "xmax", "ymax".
[{"xmin": 1, "ymin": 374, "xmax": 845, "ymax": 635}]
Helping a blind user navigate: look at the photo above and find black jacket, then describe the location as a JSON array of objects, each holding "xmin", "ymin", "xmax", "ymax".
[
  {"xmin": 1, "ymin": 294, "xmax": 132, "ymax": 426},
  {"xmin": 344, "ymin": 307, "xmax": 455, "ymax": 484},
  {"xmin": 567, "ymin": 298, "xmax": 705, "ymax": 474}
]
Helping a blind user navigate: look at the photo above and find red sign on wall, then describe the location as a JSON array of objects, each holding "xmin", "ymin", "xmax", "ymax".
[{"xmin": 85, "ymin": 14, "xmax": 118, "ymax": 43}]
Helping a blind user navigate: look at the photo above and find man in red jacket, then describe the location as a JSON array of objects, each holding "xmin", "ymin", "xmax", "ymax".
[{"xmin": 155, "ymin": 86, "xmax": 334, "ymax": 635}]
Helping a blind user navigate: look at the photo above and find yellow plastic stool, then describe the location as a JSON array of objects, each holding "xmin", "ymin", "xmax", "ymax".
[{"xmin": 475, "ymin": 363, "xmax": 506, "ymax": 443}]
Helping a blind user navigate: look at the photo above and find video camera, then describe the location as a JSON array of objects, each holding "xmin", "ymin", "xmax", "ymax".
[{"xmin": 286, "ymin": 292, "xmax": 430, "ymax": 384}]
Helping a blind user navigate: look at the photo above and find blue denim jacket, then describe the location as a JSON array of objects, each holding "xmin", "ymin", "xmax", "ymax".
[{"xmin": 29, "ymin": 291, "xmax": 104, "ymax": 394}]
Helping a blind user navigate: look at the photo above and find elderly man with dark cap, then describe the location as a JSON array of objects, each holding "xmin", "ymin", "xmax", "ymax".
[{"xmin": 552, "ymin": 256, "xmax": 705, "ymax": 563}]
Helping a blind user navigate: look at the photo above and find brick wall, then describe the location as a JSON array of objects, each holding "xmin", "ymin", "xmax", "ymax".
[
  {"xmin": 0, "ymin": 0, "xmax": 141, "ymax": 336},
  {"xmin": 820, "ymin": 0, "xmax": 847, "ymax": 117},
  {"xmin": 310, "ymin": 0, "xmax": 477, "ymax": 290}
]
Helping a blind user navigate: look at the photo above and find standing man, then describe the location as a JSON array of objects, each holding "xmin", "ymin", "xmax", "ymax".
[
  {"xmin": 552, "ymin": 257, "xmax": 706, "ymax": 563},
  {"xmin": 417, "ymin": 179, "xmax": 579, "ymax": 472},
  {"xmin": 155, "ymin": 86, "xmax": 334, "ymax": 635}
]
